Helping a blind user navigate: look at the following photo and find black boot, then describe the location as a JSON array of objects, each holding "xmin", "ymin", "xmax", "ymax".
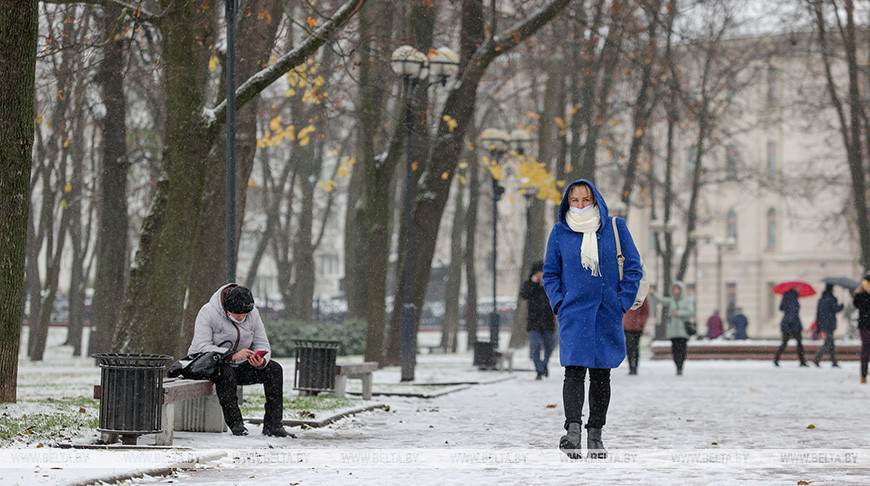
[
  {"xmin": 587, "ymin": 427, "xmax": 606, "ymax": 459},
  {"xmin": 559, "ymin": 422, "xmax": 582, "ymax": 459},
  {"xmin": 229, "ymin": 422, "xmax": 248, "ymax": 436},
  {"xmin": 263, "ymin": 425, "xmax": 294, "ymax": 438}
]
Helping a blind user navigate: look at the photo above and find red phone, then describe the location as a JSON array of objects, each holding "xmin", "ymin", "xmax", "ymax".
[{"xmin": 253, "ymin": 350, "xmax": 268, "ymax": 359}]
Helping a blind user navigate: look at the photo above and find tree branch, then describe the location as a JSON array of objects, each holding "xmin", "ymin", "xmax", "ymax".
[
  {"xmin": 43, "ymin": 0, "xmax": 161, "ymax": 24},
  {"xmin": 207, "ymin": 0, "xmax": 365, "ymax": 130},
  {"xmin": 464, "ymin": 0, "xmax": 573, "ymax": 81}
]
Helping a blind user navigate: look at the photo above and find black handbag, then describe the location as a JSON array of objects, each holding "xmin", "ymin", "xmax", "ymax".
[
  {"xmin": 684, "ymin": 321, "xmax": 697, "ymax": 336},
  {"xmin": 168, "ymin": 333, "xmax": 238, "ymax": 380}
]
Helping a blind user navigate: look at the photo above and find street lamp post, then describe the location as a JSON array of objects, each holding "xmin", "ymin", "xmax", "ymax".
[
  {"xmin": 480, "ymin": 128, "xmax": 510, "ymax": 349},
  {"xmin": 225, "ymin": 0, "xmax": 238, "ymax": 283},
  {"xmin": 391, "ymin": 46, "xmax": 459, "ymax": 382},
  {"xmin": 478, "ymin": 128, "xmax": 532, "ymax": 354}
]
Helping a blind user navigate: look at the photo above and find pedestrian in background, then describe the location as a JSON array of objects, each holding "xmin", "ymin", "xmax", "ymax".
[
  {"xmin": 543, "ymin": 179, "xmax": 643, "ymax": 460},
  {"xmin": 623, "ymin": 297, "xmax": 649, "ymax": 375},
  {"xmin": 730, "ymin": 308, "xmax": 749, "ymax": 340},
  {"xmin": 520, "ymin": 260, "xmax": 556, "ymax": 380},
  {"xmin": 706, "ymin": 310, "xmax": 724, "ymax": 339},
  {"xmin": 853, "ymin": 275, "xmax": 870, "ymax": 384},
  {"xmin": 773, "ymin": 288, "xmax": 807, "ymax": 367},
  {"xmin": 813, "ymin": 284, "xmax": 843, "ymax": 367},
  {"xmin": 650, "ymin": 281, "xmax": 695, "ymax": 375}
]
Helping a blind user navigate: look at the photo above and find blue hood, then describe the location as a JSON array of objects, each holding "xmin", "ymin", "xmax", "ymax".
[{"xmin": 558, "ymin": 179, "xmax": 610, "ymax": 227}]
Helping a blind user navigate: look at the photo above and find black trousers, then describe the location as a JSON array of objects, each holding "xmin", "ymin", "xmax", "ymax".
[
  {"xmin": 774, "ymin": 331, "xmax": 806, "ymax": 363},
  {"xmin": 671, "ymin": 338, "xmax": 688, "ymax": 370},
  {"xmin": 563, "ymin": 366, "xmax": 611, "ymax": 430},
  {"xmin": 214, "ymin": 360, "xmax": 284, "ymax": 428},
  {"xmin": 624, "ymin": 331, "xmax": 642, "ymax": 373},
  {"xmin": 813, "ymin": 333, "xmax": 836, "ymax": 364}
]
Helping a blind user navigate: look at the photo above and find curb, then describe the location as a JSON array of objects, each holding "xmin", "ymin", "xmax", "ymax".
[
  {"xmin": 245, "ymin": 403, "xmax": 389, "ymax": 428},
  {"xmin": 64, "ymin": 450, "xmax": 226, "ymax": 486}
]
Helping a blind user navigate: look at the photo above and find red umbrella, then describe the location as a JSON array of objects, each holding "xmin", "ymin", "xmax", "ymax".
[{"xmin": 771, "ymin": 281, "xmax": 816, "ymax": 297}]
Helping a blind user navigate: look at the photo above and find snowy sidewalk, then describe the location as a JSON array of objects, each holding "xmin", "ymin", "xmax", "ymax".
[{"xmin": 4, "ymin": 346, "xmax": 870, "ymax": 485}]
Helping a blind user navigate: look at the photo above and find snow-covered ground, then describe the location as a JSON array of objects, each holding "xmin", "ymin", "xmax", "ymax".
[{"xmin": 3, "ymin": 329, "xmax": 870, "ymax": 485}]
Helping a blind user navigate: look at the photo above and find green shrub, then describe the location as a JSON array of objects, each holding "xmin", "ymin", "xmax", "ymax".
[{"xmin": 263, "ymin": 318, "xmax": 367, "ymax": 358}]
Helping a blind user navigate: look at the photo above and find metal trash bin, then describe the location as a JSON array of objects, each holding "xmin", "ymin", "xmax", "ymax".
[
  {"xmin": 92, "ymin": 353, "xmax": 173, "ymax": 445},
  {"xmin": 293, "ymin": 339, "xmax": 340, "ymax": 395},
  {"xmin": 473, "ymin": 341, "xmax": 496, "ymax": 369}
]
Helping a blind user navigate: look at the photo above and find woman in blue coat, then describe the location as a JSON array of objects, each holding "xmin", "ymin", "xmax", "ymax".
[{"xmin": 543, "ymin": 180, "xmax": 643, "ymax": 459}]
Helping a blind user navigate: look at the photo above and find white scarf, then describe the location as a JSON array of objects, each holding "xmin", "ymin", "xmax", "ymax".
[{"xmin": 566, "ymin": 205, "xmax": 601, "ymax": 277}]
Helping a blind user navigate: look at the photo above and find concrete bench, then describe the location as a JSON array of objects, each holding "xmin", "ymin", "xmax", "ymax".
[
  {"xmin": 424, "ymin": 345, "xmax": 448, "ymax": 354},
  {"xmin": 494, "ymin": 350, "xmax": 514, "ymax": 372},
  {"xmin": 333, "ymin": 362, "xmax": 379, "ymax": 400},
  {"xmin": 94, "ymin": 378, "xmax": 237, "ymax": 445}
]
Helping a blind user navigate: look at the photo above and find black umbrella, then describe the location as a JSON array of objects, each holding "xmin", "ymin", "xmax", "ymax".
[{"xmin": 821, "ymin": 277, "xmax": 860, "ymax": 290}]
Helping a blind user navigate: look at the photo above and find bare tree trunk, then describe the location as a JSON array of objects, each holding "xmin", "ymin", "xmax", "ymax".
[
  {"xmin": 385, "ymin": 0, "xmax": 572, "ymax": 364},
  {"xmin": 0, "ymin": 0, "xmax": 37, "ymax": 402},
  {"xmin": 509, "ymin": 50, "xmax": 563, "ymax": 349},
  {"xmin": 66, "ymin": 85, "xmax": 89, "ymax": 356},
  {"xmin": 88, "ymin": 4, "xmax": 129, "ymax": 356},
  {"xmin": 441, "ymin": 180, "xmax": 464, "ymax": 352},
  {"xmin": 113, "ymin": 0, "xmax": 365, "ymax": 357},
  {"xmin": 812, "ymin": 0, "xmax": 870, "ymax": 271},
  {"xmin": 464, "ymin": 144, "xmax": 481, "ymax": 349},
  {"xmin": 352, "ymin": 0, "xmax": 394, "ymax": 361},
  {"xmin": 181, "ymin": 0, "xmax": 283, "ymax": 352},
  {"xmin": 620, "ymin": 0, "xmax": 664, "ymax": 206}
]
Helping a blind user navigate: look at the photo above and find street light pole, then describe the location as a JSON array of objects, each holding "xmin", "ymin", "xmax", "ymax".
[
  {"xmin": 391, "ymin": 46, "xmax": 459, "ymax": 382},
  {"xmin": 225, "ymin": 0, "xmax": 237, "ymax": 283},
  {"xmin": 399, "ymin": 75, "xmax": 419, "ymax": 382}
]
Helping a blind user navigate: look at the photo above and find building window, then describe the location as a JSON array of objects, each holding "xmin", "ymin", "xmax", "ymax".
[
  {"xmin": 318, "ymin": 254, "xmax": 340, "ymax": 276},
  {"xmin": 726, "ymin": 144, "xmax": 739, "ymax": 180},
  {"xmin": 726, "ymin": 209, "xmax": 738, "ymax": 243},
  {"xmin": 766, "ymin": 140, "xmax": 777, "ymax": 175},
  {"xmin": 768, "ymin": 282, "xmax": 777, "ymax": 318},
  {"xmin": 766, "ymin": 208, "xmax": 776, "ymax": 250},
  {"xmin": 767, "ymin": 66, "xmax": 779, "ymax": 107}
]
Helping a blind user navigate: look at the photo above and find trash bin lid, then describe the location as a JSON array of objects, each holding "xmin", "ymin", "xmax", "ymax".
[
  {"xmin": 292, "ymin": 339, "xmax": 340, "ymax": 349},
  {"xmin": 91, "ymin": 353, "xmax": 174, "ymax": 367}
]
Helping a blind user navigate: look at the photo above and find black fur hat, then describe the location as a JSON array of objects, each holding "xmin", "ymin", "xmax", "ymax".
[{"xmin": 225, "ymin": 286, "xmax": 255, "ymax": 314}]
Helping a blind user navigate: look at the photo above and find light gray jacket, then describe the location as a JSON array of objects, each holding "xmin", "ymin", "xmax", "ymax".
[{"xmin": 188, "ymin": 284, "xmax": 272, "ymax": 365}]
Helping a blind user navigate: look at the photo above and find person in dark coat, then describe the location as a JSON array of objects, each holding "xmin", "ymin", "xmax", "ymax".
[
  {"xmin": 773, "ymin": 288, "xmax": 807, "ymax": 367},
  {"xmin": 812, "ymin": 284, "xmax": 843, "ymax": 367},
  {"xmin": 706, "ymin": 310, "xmax": 724, "ymax": 339},
  {"xmin": 622, "ymin": 297, "xmax": 649, "ymax": 375},
  {"xmin": 853, "ymin": 275, "xmax": 870, "ymax": 384},
  {"xmin": 730, "ymin": 308, "xmax": 749, "ymax": 340},
  {"xmin": 520, "ymin": 260, "xmax": 556, "ymax": 380},
  {"xmin": 543, "ymin": 179, "xmax": 643, "ymax": 459}
]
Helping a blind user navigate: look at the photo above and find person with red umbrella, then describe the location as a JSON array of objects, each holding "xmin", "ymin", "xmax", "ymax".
[{"xmin": 773, "ymin": 287, "xmax": 809, "ymax": 367}]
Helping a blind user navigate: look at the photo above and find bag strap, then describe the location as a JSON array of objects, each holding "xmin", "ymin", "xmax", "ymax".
[{"xmin": 613, "ymin": 217, "xmax": 624, "ymax": 280}]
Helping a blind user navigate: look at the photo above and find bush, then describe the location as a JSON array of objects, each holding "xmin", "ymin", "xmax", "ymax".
[{"xmin": 263, "ymin": 318, "xmax": 367, "ymax": 358}]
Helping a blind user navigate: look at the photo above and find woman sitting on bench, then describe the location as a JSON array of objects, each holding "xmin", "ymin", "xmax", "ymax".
[{"xmin": 188, "ymin": 284, "xmax": 290, "ymax": 437}]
